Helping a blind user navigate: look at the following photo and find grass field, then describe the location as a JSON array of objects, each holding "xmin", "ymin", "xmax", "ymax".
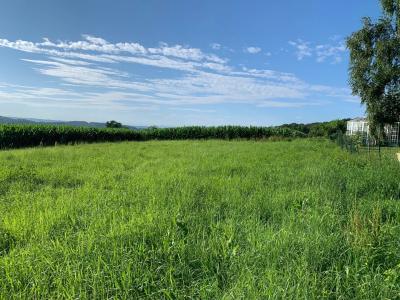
[{"xmin": 0, "ymin": 139, "xmax": 400, "ymax": 299}]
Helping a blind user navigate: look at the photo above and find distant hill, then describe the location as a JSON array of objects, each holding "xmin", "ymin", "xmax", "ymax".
[{"xmin": 0, "ymin": 116, "xmax": 145, "ymax": 130}]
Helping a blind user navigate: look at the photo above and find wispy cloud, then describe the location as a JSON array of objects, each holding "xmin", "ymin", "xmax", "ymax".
[
  {"xmin": 288, "ymin": 39, "xmax": 312, "ymax": 60},
  {"xmin": 148, "ymin": 43, "xmax": 226, "ymax": 63},
  {"xmin": 210, "ymin": 43, "xmax": 234, "ymax": 53},
  {"xmin": 315, "ymin": 41, "xmax": 346, "ymax": 64},
  {"xmin": 0, "ymin": 36, "xmax": 227, "ymax": 70},
  {"xmin": 289, "ymin": 38, "xmax": 347, "ymax": 63},
  {"xmin": 0, "ymin": 35, "xmax": 356, "ymax": 117},
  {"xmin": 244, "ymin": 46, "xmax": 262, "ymax": 54}
]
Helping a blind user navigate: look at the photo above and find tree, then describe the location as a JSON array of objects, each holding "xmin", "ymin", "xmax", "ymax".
[
  {"xmin": 105, "ymin": 120, "xmax": 122, "ymax": 128},
  {"xmin": 347, "ymin": 0, "xmax": 400, "ymax": 141}
]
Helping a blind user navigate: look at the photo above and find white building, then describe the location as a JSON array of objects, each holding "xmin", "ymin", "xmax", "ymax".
[
  {"xmin": 346, "ymin": 117, "xmax": 400, "ymax": 146},
  {"xmin": 347, "ymin": 117, "xmax": 369, "ymax": 135}
]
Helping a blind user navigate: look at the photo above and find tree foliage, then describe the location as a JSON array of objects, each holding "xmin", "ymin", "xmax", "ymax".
[
  {"xmin": 347, "ymin": 0, "xmax": 400, "ymax": 137},
  {"xmin": 106, "ymin": 120, "xmax": 123, "ymax": 128},
  {"xmin": 279, "ymin": 119, "xmax": 348, "ymax": 139}
]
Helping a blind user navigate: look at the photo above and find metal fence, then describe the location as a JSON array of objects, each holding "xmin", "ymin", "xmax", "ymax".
[
  {"xmin": 346, "ymin": 120, "xmax": 400, "ymax": 147},
  {"xmin": 336, "ymin": 130, "xmax": 400, "ymax": 161},
  {"xmin": 336, "ymin": 130, "xmax": 358, "ymax": 153}
]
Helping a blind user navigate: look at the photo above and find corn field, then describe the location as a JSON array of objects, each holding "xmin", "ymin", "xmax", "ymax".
[{"xmin": 0, "ymin": 124, "xmax": 306, "ymax": 149}]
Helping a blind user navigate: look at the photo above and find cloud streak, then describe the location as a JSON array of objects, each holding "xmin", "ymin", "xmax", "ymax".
[{"xmin": 0, "ymin": 35, "xmax": 357, "ymax": 119}]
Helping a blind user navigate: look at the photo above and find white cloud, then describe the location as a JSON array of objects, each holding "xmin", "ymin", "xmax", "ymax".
[
  {"xmin": 236, "ymin": 67, "xmax": 300, "ymax": 83},
  {"xmin": 0, "ymin": 39, "xmax": 40, "ymax": 52},
  {"xmin": 82, "ymin": 35, "xmax": 108, "ymax": 45},
  {"xmin": 0, "ymin": 35, "xmax": 356, "ymax": 117},
  {"xmin": 289, "ymin": 38, "xmax": 347, "ymax": 63},
  {"xmin": 288, "ymin": 39, "xmax": 312, "ymax": 60},
  {"xmin": 0, "ymin": 36, "xmax": 230, "ymax": 72},
  {"xmin": 209, "ymin": 43, "xmax": 236, "ymax": 53},
  {"xmin": 48, "ymin": 57, "xmax": 93, "ymax": 65},
  {"xmin": 315, "ymin": 42, "xmax": 346, "ymax": 64},
  {"xmin": 148, "ymin": 43, "xmax": 226, "ymax": 63},
  {"xmin": 21, "ymin": 59, "xmax": 151, "ymax": 91},
  {"xmin": 245, "ymin": 46, "xmax": 262, "ymax": 54}
]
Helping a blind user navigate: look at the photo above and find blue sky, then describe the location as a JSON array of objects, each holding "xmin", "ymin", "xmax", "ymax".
[{"xmin": 0, "ymin": 0, "xmax": 381, "ymax": 126}]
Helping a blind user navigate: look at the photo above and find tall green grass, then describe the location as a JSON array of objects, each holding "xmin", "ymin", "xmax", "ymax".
[{"xmin": 0, "ymin": 139, "xmax": 399, "ymax": 298}]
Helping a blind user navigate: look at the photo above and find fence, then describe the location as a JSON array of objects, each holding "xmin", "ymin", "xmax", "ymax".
[
  {"xmin": 346, "ymin": 120, "xmax": 400, "ymax": 147},
  {"xmin": 336, "ymin": 130, "xmax": 400, "ymax": 162},
  {"xmin": 336, "ymin": 130, "xmax": 358, "ymax": 153}
]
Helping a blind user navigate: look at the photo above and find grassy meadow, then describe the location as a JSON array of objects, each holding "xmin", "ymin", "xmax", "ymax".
[{"xmin": 0, "ymin": 139, "xmax": 400, "ymax": 298}]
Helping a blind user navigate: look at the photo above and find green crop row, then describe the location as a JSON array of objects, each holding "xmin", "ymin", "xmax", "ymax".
[{"xmin": 0, "ymin": 124, "xmax": 306, "ymax": 149}]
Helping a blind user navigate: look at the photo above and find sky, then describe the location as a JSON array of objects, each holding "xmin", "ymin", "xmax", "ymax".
[{"xmin": 0, "ymin": 0, "xmax": 381, "ymax": 126}]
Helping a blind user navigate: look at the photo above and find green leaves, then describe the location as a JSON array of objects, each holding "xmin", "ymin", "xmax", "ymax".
[
  {"xmin": 381, "ymin": 0, "xmax": 398, "ymax": 16},
  {"xmin": 105, "ymin": 120, "xmax": 123, "ymax": 128},
  {"xmin": 347, "ymin": 0, "xmax": 400, "ymax": 137}
]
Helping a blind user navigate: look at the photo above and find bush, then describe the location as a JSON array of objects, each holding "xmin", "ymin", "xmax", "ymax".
[{"xmin": 279, "ymin": 119, "xmax": 348, "ymax": 139}]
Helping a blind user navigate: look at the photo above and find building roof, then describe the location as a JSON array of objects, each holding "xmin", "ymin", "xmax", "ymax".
[{"xmin": 349, "ymin": 117, "xmax": 367, "ymax": 122}]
